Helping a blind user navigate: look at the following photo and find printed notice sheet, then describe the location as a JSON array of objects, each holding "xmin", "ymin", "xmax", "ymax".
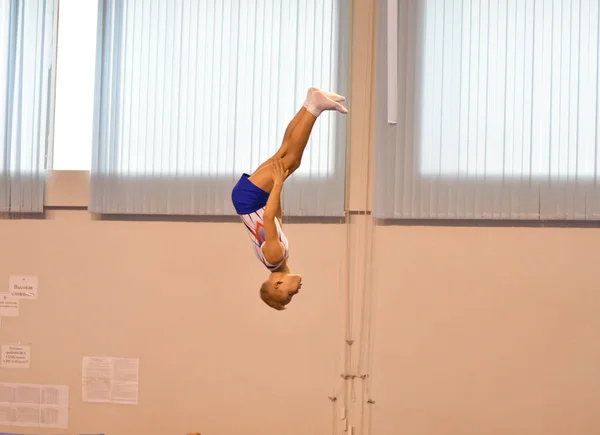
[
  {"xmin": 1, "ymin": 344, "xmax": 31, "ymax": 369},
  {"xmin": 0, "ymin": 382, "xmax": 69, "ymax": 428},
  {"xmin": 82, "ymin": 356, "xmax": 139, "ymax": 405},
  {"xmin": 8, "ymin": 276, "xmax": 38, "ymax": 300},
  {"xmin": 0, "ymin": 294, "xmax": 18, "ymax": 317}
]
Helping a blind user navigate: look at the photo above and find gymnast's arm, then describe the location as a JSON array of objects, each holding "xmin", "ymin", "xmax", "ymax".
[
  {"xmin": 276, "ymin": 198, "xmax": 282, "ymax": 223},
  {"xmin": 262, "ymin": 182, "xmax": 284, "ymax": 264}
]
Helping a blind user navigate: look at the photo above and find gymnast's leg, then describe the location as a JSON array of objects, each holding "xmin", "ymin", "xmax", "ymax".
[
  {"xmin": 253, "ymin": 88, "xmax": 345, "ymax": 173},
  {"xmin": 248, "ymin": 87, "xmax": 347, "ymax": 192}
]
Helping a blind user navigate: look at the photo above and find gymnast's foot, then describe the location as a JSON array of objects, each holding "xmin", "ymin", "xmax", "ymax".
[
  {"xmin": 303, "ymin": 88, "xmax": 348, "ymax": 117},
  {"xmin": 306, "ymin": 86, "xmax": 345, "ymax": 103}
]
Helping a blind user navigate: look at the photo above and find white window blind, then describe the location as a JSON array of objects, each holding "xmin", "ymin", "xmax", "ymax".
[
  {"xmin": 375, "ymin": 0, "xmax": 600, "ymax": 220},
  {"xmin": 0, "ymin": 0, "xmax": 55, "ymax": 213},
  {"xmin": 91, "ymin": 0, "xmax": 349, "ymax": 216}
]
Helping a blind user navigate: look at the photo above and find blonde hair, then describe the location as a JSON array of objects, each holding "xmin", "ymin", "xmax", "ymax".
[{"xmin": 259, "ymin": 280, "xmax": 286, "ymax": 311}]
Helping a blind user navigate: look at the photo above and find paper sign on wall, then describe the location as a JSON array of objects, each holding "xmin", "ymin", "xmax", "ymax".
[
  {"xmin": 8, "ymin": 276, "xmax": 38, "ymax": 300},
  {"xmin": 0, "ymin": 294, "xmax": 18, "ymax": 317},
  {"xmin": 0, "ymin": 382, "xmax": 69, "ymax": 428},
  {"xmin": 82, "ymin": 356, "xmax": 139, "ymax": 405},
  {"xmin": 1, "ymin": 345, "xmax": 31, "ymax": 369}
]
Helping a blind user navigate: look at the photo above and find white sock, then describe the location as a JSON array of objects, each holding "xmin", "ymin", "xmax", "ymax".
[
  {"xmin": 303, "ymin": 89, "xmax": 348, "ymax": 117},
  {"xmin": 305, "ymin": 86, "xmax": 346, "ymax": 103}
]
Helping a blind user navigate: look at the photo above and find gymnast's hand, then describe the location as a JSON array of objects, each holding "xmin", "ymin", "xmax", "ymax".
[{"xmin": 271, "ymin": 159, "xmax": 290, "ymax": 187}]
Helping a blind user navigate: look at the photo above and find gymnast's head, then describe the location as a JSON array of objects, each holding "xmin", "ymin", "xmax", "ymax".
[{"xmin": 259, "ymin": 272, "xmax": 303, "ymax": 310}]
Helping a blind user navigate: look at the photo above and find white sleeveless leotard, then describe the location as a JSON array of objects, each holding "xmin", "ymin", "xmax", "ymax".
[{"xmin": 239, "ymin": 207, "xmax": 289, "ymax": 270}]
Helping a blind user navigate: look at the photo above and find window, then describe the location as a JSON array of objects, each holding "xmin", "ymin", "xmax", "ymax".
[
  {"xmin": 0, "ymin": 0, "xmax": 54, "ymax": 213},
  {"xmin": 51, "ymin": 0, "xmax": 98, "ymax": 171},
  {"xmin": 0, "ymin": 0, "xmax": 53, "ymax": 174},
  {"xmin": 374, "ymin": 0, "xmax": 600, "ymax": 220},
  {"xmin": 419, "ymin": 0, "xmax": 599, "ymax": 179},
  {"xmin": 94, "ymin": 0, "xmax": 343, "ymax": 177},
  {"xmin": 89, "ymin": 0, "xmax": 349, "ymax": 216}
]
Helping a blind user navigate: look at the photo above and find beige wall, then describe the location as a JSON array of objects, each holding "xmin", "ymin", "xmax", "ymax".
[
  {"xmin": 2, "ymin": 1, "xmax": 600, "ymax": 435},
  {"xmin": 371, "ymin": 225, "xmax": 600, "ymax": 435},
  {"xmin": 0, "ymin": 213, "xmax": 345, "ymax": 435}
]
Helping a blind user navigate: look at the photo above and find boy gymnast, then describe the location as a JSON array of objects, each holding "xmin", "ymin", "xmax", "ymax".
[{"xmin": 231, "ymin": 87, "xmax": 347, "ymax": 310}]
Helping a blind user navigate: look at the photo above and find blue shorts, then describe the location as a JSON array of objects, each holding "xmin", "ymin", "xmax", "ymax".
[{"xmin": 231, "ymin": 173, "xmax": 270, "ymax": 215}]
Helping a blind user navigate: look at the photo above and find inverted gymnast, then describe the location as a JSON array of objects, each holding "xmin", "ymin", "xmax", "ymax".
[{"xmin": 231, "ymin": 87, "xmax": 348, "ymax": 310}]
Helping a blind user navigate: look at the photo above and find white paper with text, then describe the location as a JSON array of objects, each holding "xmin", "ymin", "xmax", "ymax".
[
  {"xmin": 8, "ymin": 276, "xmax": 38, "ymax": 300},
  {"xmin": 0, "ymin": 382, "xmax": 68, "ymax": 428},
  {"xmin": 0, "ymin": 294, "xmax": 19, "ymax": 317},
  {"xmin": 82, "ymin": 356, "xmax": 139, "ymax": 405},
  {"xmin": 1, "ymin": 344, "xmax": 31, "ymax": 369}
]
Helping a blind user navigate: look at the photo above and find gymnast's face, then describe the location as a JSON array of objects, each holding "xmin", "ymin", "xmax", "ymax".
[{"xmin": 272, "ymin": 273, "xmax": 303, "ymax": 305}]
